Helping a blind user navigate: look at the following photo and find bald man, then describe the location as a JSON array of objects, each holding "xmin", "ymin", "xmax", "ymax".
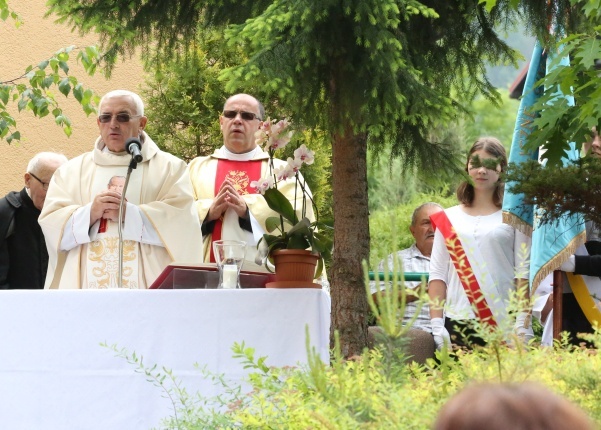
[{"xmin": 189, "ymin": 93, "xmax": 314, "ymax": 265}]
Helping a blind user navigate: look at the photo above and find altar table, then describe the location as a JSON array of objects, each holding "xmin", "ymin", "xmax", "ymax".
[{"xmin": 0, "ymin": 288, "xmax": 330, "ymax": 429}]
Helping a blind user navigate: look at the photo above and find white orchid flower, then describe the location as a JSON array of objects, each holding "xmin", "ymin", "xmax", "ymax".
[
  {"xmin": 250, "ymin": 177, "xmax": 274, "ymax": 194},
  {"xmin": 294, "ymin": 144, "xmax": 315, "ymax": 165}
]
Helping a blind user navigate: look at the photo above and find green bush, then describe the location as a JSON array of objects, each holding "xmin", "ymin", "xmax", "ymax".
[
  {"xmin": 369, "ymin": 191, "xmax": 456, "ymax": 268},
  {"xmin": 147, "ymin": 330, "xmax": 601, "ymax": 429},
  {"xmin": 121, "ymin": 274, "xmax": 601, "ymax": 430}
]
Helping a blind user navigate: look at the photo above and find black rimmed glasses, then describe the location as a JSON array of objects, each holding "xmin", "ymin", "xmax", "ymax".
[
  {"xmin": 98, "ymin": 113, "xmax": 142, "ymax": 123},
  {"xmin": 222, "ymin": 110, "xmax": 261, "ymax": 121},
  {"xmin": 29, "ymin": 172, "xmax": 49, "ymax": 190}
]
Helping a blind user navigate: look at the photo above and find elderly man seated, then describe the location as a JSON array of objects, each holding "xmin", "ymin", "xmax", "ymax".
[{"xmin": 369, "ymin": 202, "xmax": 443, "ymax": 363}]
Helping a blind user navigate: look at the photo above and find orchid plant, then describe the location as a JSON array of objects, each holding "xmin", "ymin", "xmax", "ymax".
[{"xmin": 251, "ymin": 118, "xmax": 332, "ymax": 276}]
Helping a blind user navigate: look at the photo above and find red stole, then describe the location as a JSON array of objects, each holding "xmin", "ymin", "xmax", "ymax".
[
  {"xmin": 209, "ymin": 159, "xmax": 262, "ymax": 262},
  {"xmin": 430, "ymin": 211, "xmax": 497, "ymax": 327}
]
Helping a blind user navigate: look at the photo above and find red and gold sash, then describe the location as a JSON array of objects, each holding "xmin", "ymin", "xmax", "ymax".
[
  {"xmin": 430, "ymin": 211, "xmax": 497, "ymax": 326},
  {"xmin": 209, "ymin": 159, "xmax": 262, "ymax": 262}
]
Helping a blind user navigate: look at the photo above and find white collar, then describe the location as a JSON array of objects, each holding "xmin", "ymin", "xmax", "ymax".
[{"xmin": 218, "ymin": 146, "xmax": 260, "ymax": 161}]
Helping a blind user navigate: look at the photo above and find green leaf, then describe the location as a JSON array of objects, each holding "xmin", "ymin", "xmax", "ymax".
[
  {"xmin": 17, "ymin": 96, "xmax": 28, "ymax": 112},
  {"xmin": 573, "ymin": 38, "xmax": 601, "ymax": 68},
  {"xmin": 49, "ymin": 59, "xmax": 59, "ymax": 74},
  {"xmin": 263, "ymin": 188, "xmax": 298, "ymax": 225},
  {"xmin": 58, "ymin": 78, "xmax": 71, "ymax": 97},
  {"xmin": 42, "ymin": 76, "xmax": 55, "ymax": 89},
  {"xmin": 313, "ymin": 231, "xmax": 333, "ymax": 258},
  {"xmin": 38, "ymin": 60, "xmax": 49, "ymax": 70},
  {"xmin": 6, "ymin": 131, "xmax": 20, "ymax": 143},
  {"xmin": 0, "ymin": 87, "xmax": 9, "ymax": 106},
  {"xmin": 73, "ymin": 83, "xmax": 84, "ymax": 102},
  {"xmin": 265, "ymin": 216, "xmax": 283, "ymax": 233},
  {"xmin": 287, "ymin": 234, "xmax": 311, "ymax": 249},
  {"xmin": 59, "ymin": 61, "xmax": 69, "ymax": 74}
]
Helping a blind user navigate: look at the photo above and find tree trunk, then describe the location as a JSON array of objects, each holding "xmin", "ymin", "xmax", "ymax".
[{"xmin": 330, "ymin": 126, "xmax": 370, "ymax": 358}]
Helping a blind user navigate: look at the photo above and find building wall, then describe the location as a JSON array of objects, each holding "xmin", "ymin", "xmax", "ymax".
[{"xmin": 0, "ymin": 0, "xmax": 145, "ymax": 195}]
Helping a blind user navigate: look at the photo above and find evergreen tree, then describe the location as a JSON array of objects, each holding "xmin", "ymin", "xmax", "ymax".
[{"xmin": 46, "ymin": 0, "xmax": 574, "ymax": 355}]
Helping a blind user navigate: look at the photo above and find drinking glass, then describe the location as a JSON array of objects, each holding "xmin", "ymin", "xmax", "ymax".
[{"xmin": 212, "ymin": 240, "xmax": 246, "ymax": 289}]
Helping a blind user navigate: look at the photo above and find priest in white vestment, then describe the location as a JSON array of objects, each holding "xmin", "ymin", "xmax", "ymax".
[
  {"xmin": 188, "ymin": 93, "xmax": 314, "ymax": 264},
  {"xmin": 39, "ymin": 90, "xmax": 203, "ymax": 289}
]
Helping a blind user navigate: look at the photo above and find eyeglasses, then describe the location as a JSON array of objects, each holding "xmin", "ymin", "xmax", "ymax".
[
  {"xmin": 222, "ymin": 110, "xmax": 261, "ymax": 121},
  {"xmin": 29, "ymin": 172, "xmax": 49, "ymax": 191},
  {"xmin": 98, "ymin": 113, "xmax": 142, "ymax": 123}
]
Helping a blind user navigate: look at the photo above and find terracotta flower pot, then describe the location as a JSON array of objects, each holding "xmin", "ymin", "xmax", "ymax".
[{"xmin": 267, "ymin": 249, "xmax": 320, "ymax": 288}]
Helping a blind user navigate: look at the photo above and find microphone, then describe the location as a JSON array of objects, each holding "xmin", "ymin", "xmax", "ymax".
[{"xmin": 125, "ymin": 137, "xmax": 143, "ymax": 163}]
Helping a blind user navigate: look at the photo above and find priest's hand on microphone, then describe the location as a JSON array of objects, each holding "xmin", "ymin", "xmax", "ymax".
[{"xmin": 103, "ymin": 204, "xmax": 126, "ymax": 223}]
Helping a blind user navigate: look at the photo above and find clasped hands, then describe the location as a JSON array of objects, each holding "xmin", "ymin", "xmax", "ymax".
[
  {"xmin": 206, "ymin": 179, "xmax": 248, "ymax": 222},
  {"xmin": 90, "ymin": 190, "xmax": 126, "ymax": 226}
]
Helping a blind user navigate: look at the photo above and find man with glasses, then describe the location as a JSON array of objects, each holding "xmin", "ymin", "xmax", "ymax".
[
  {"xmin": 0, "ymin": 152, "xmax": 67, "ymax": 289},
  {"xmin": 39, "ymin": 90, "xmax": 203, "ymax": 289},
  {"xmin": 189, "ymin": 93, "xmax": 314, "ymax": 264}
]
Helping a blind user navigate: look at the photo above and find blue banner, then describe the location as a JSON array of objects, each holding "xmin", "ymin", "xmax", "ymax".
[
  {"xmin": 502, "ymin": 42, "xmax": 544, "ymax": 235},
  {"xmin": 503, "ymin": 43, "xmax": 586, "ymax": 292}
]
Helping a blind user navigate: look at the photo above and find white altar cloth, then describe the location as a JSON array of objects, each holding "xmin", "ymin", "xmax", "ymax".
[{"xmin": 0, "ymin": 289, "xmax": 330, "ymax": 429}]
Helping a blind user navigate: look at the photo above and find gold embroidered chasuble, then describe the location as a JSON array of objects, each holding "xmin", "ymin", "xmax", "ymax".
[
  {"xmin": 39, "ymin": 133, "xmax": 203, "ymax": 289},
  {"xmin": 188, "ymin": 147, "xmax": 315, "ymax": 263}
]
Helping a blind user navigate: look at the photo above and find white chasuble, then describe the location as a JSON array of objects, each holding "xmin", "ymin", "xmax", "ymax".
[{"xmin": 39, "ymin": 133, "xmax": 204, "ymax": 289}]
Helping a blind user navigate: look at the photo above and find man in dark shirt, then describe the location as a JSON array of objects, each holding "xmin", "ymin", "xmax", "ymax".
[{"xmin": 0, "ymin": 152, "xmax": 67, "ymax": 289}]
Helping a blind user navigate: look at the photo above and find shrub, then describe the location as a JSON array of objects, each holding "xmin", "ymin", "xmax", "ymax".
[
  {"xmin": 130, "ymin": 271, "xmax": 601, "ymax": 429},
  {"xmin": 369, "ymin": 191, "xmax": 456, "ymax": 268}
]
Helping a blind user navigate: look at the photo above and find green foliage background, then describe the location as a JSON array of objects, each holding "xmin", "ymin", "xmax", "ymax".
[
  {"xmin": 366, "ymin": 87, "xmax": 518, "ymax": 268},
  {"xmin": 368, "ymin": 191, "xmax": 457, "ymax": 268}
]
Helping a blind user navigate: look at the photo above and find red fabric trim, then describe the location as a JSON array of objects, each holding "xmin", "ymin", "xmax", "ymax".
[
  {"xmin": 430, "ymin": 211, "xmax": 497, "ymax": 327},
  {"xmin": 209, "ymin": 159, "xmax": 262, "ymax": 262},
  {"xmin": 98, "ymin": 218, "xmax": 108, "ymax": 234}
]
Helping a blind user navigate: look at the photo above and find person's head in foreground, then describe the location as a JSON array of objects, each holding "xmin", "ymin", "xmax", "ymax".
[{"xmin": 434, "ymin": 382, "xmax": 595, "ymax": 430}]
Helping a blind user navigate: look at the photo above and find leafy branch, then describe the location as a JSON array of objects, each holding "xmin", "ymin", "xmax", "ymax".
[
  {"xmin": 0, "ymin": 0, "xmax": 22, "ymax": 27},
  {"xmin": 0, "ymin": 45, "xmax": 101, "ymax": 143}
]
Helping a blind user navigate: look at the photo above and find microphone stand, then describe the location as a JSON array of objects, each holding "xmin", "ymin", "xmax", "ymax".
[{"xmin": 117, "ymin": 157, "xmax": 138, "ymax": 289}]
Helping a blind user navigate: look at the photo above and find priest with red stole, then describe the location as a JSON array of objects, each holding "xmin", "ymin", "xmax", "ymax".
[{"xmin": 189, "ymin": 94, "xmax": 314, "ymax": 264}]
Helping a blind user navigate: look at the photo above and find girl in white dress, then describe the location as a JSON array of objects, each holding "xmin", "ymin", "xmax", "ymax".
[{"xmin": 428, "ymin": 137, "xmax": 531, "ymax": 349}]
